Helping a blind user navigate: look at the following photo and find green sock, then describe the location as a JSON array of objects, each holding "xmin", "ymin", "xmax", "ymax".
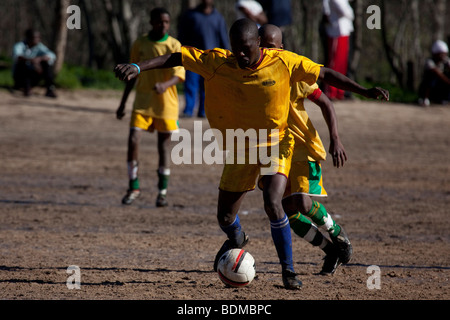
[
  {"xmin": 129, "ymin": 178, "xmax": 140, "ymax": 190},
  {"xmin": 157, "ymin": 169, "xmax": 170, "ymax": 195},
  {"xmin": 288, "ymin": 212, "xmax": 333, "ymax": 252},
  {"xmin": 306, "ymin": 201, "xmax": 341, "ymax": 237}
]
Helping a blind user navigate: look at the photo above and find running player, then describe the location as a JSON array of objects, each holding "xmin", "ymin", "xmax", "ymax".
[
  {"xmin": 116, "ymin": 8, "xmax": 185, "ymax": 207},
  {"xmin": 114, "ymin": 18, "xmax": 388, "ymax": 289},
  {"xmin": 258, "ymin": 24, "xmax": 351, "ymax": 275}
]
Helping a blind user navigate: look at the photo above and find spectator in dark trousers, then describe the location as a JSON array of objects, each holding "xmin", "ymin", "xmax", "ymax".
[
  {"xmin": 178, "ymin": 0, "xmax": 229, "ymax": 118},
  {"xmin": 12, "ymin": 29, "xmax": 57, "ymax": 98}
]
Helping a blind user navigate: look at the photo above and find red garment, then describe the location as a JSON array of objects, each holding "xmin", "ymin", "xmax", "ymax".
[{"xmin": 325, "ymin": 35, "xmax": 349, "ymax": 100}]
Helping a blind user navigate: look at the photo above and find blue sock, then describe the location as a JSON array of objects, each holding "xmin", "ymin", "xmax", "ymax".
[
  {"xmin": 270, "ymin": 215, "xmax": 294, "ymax": 271},
  {"xmin": 220, "ymin": 215, "xmax": 244, "ymax": 246}
]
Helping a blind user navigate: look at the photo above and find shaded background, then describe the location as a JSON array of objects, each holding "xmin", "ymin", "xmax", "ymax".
[{"xmin": 0, "ymin": 0, "xmax": 449, "ymax": 99}]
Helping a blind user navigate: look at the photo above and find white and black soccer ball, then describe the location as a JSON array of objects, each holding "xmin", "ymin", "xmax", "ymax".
[{"xmin": 217, "ymin": 249, "xmax": 256, "ymax": 287}]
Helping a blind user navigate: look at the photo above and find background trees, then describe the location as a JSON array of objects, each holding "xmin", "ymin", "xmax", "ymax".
[{"xmin": 0, "ymin": 0, "xmax": 448, "ymax": 94}]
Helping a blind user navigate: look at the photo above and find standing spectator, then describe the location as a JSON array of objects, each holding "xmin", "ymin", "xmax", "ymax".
[
  {"xmin": 322, "ymin": 0, "xmax": 354, "ymax": 100},
  {"xmin": 12, "ymin": 29, "xmax": 57, "ymax": 98},
  {"xmin": 257, "ymin": 0, "xmax": 292, "ymax": 48},
  {"xmin": 178, "ymin": 0, "xmax": 229, "ymax": 118},
  {"xmin": 235, "ymin": 0, "xmax": 268, "ymax": 27},
  {"xmin": 418, "ymin": 40, "xmax": 450, "ymax": 106}
]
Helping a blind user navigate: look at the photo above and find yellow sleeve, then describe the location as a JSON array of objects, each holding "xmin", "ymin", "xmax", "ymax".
[
  {"xmin": 289, "ymin": 53, "xmax": 322, "ymax": 86},
  {"xmin": 296, "ymin": 82, "xmax": 319, "ymax": 99},
  {"xmin": 181, "ymin": 46, "xmax": 228, "ymax": 80}
]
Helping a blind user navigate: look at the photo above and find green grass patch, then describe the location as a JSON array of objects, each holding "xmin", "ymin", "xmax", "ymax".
[{"xmin": 358, "ymin": 80, "xmax": 419, "ymax": 104}]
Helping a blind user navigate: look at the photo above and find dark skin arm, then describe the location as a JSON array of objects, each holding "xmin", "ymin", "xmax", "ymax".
[
  {"xmin": 116, "ymin": 78, "xmax": 136, "ymax": 119},
  {"xmin": 319, "ymin": 67, "xmax": 390, "ymax": 101},
  {"xmin": 312, "ymin": 93, "xmax": 347, "ymax": 168},
  {"xmin": 429, "ymin": 67, "xmax": 450, "ymax": 86},
  {"xmin": 115, "ymin": 54, "xmax": 182, "ymax": 119},
  {"xmin": 114, "ymin": 53, "xmax": 182, "ymax": 82}
]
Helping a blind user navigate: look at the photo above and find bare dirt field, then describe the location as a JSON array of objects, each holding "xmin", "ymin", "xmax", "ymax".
[{"xmin": 0, "ymin": 88, "xmax": 449, "ymax": 307}]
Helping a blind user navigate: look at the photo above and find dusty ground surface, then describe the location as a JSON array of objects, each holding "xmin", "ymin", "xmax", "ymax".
[{"xmin": 0, "ymin": 87, "xmax": 449, "ymax": 305}]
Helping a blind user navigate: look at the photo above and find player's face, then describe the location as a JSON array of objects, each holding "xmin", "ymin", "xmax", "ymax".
[
  {"xmin": 151, "ymin": 13, "xmax": 170, "ymax": 37},
  {"xmin": 260, "ymin": 34, "xmax": 283, "ymax": 49},
  {"xmin": 230, "ymin": 33, "xmax": 261, "ymax": 69}
]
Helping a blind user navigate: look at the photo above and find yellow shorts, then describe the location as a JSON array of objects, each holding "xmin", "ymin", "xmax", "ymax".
[
  {"xmin": 130, "ymin": 112, "xmax": 178, "ymax": 133},
  {"xmin": 220, "ymin": 137, "xmax": 294, "ymax": 193},
  {"xmin": 284, "ymin": 160, "xmax": 327, "ymax": 198}
]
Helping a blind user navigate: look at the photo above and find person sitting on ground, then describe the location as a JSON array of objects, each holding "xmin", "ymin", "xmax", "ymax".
[
  {"xmin": 12, "ymin": 29, "xmax": 57, "ymax": 98},
  {"xmin": 418, "ymin": 40, "xmax": 450, "ymax": 106}
]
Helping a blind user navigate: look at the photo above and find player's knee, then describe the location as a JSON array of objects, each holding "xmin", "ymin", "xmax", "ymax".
[
  {"xmin": 282, "ymin": 196, "xmax": 297, "ymax": 215},
  {"xmin": 283, "ymin": 194, "xmax": 311, "ymax": 215},
  {"xmin": 263, "ymin": 197, "xmax": 285, "ymax": 220}
]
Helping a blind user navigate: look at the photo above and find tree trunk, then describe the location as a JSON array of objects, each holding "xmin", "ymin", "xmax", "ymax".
[{"xmin": 52, "ymin": 0, "xmax": 69, "ymax": 75}]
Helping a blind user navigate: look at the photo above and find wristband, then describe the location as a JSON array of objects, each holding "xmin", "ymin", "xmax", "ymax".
[{"xmin": 130, "ymin": 63, "xmax": 140, "ymax": 74}]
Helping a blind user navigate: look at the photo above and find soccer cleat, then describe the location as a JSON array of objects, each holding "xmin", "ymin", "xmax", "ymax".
[
  {"xmin": 213, "ymin": 233, "xmax": 249, "ymax": 272},
  {"xmin": 331, "ymin": 227, "xmax": 353, "ymax": 264},
  {"xmin": 282, "ymin": 269, "xmax": 302, "ymax": 290},
  {"xmin": 121, "ymin": 189, "xmax": 141, "ymax": 205},
  {"xmin": 156, "ymin": 194, "xmax": 168, "ymax": 207},
  {"xmin": 319, "ymin": 249, "xmax": 341, "ymax": 275}
]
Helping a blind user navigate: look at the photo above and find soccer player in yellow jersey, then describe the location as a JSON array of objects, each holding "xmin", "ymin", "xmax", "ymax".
[
  {"xmin": 259, "ymin": 24, "xmax": 351, "ymax": 275},
  {"xmin": 116, "ymin": 8, "xmax": 185, "ymax": 207},
  {"xmin": 114, "ymin": 18, "xmax": 388, "ymax": 289}
]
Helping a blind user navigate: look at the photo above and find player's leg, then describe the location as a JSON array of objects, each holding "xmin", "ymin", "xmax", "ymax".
[
  {"xmin": 213, "ymin": 161, "xmax": 259, "ymax": 272},
  {"xmin": 213, "ymin": 189, "xmax": 249, "ymax": 272},
  {"xmin": 261, "ymin": 173, "xmax": 302, "ymax": 289},
  {"xmin": 156, "ymin": 131, "xmax": 171, "ymax": 207},
  {"xmin": 303, "ymin": 199, "xmax": 352, "ymax": 264},
  {"xmin": 283, "ymin": 194, "xmax": 340, "ymax": 275},
  {"xmin": 122, "ymin": 127, "xmax": 142, "ymax": 204}
]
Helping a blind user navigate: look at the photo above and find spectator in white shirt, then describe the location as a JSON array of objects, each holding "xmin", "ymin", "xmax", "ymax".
[{"xmin": 322, "ymin": 0, "xmax": 354, "ymax": 100}]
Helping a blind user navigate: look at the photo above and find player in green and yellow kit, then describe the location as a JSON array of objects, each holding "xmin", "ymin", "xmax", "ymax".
[{"xmin": 116, "ymin": 7, "xmax": 185, "ymax": 207}]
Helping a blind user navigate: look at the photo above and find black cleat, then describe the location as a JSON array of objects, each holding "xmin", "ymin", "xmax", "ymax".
[
  {"xmin": 121, "ymin": 189, "xmax": 141, "ymax": 205},
  {"xmin": 331, "ymin": 227, "xmax": 353, "ymax": 264},
  {"xmin": 282, "ymin": 269, "xmax": 302, "ymax": 290},
  {"xmin": 319, "ymin": 249, "xmax": 341, "ymax": 275},
  {"xmin": 156, "ymin": 194, "xmax": 168, "ymax": 207},
  {"xmin": 213, "ymin": 233, "xmax": 249, "ymax": 272}
]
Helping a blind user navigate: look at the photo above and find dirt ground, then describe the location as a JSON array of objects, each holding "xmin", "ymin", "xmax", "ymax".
[{"xmin": 0, "ymin": 87, "xmax": 449, "ymax": 304}]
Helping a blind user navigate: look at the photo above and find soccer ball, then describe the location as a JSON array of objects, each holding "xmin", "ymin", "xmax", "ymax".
[{"xmin": 217, "ymin": 249, "xmax": 256, "ymax": 287}]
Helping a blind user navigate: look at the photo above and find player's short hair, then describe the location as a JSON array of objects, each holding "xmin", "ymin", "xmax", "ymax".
[
  {"xmin": 229, "ymin": 18, "xmax": 259, "ymax": 40},
  {"xmin": 150, "ymin": 7, "xmax": 170, "ymax": 21}
]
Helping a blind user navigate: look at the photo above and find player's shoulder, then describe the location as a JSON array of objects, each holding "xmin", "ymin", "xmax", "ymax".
[{"xmin": 183, "ymin": 46, "xmax": 231, "ymax": 59}]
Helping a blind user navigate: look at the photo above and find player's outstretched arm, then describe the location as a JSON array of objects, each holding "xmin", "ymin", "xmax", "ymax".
[
  {"xmin": 114, "ymin": 53, "xmax": 182, "ymax": 82},
  {"xmin": 319, "ymin": 67, "xmax": 390, "ymax": 101},
  {"xmin": 312, "ymin": 93, "xmax": 347, "ymax": 168}
]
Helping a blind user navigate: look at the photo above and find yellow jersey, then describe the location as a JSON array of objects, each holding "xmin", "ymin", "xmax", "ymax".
[
  {"xmin": 288, "ymin": 82, "xmax": 327, "ymax": 162},
  {"xmin": 181, "ymin": 46, "xmax": 322, "ymax": 148},
  {"xmin": 130, "ymin": 33, "xmax": 185, "ymax": 120}
]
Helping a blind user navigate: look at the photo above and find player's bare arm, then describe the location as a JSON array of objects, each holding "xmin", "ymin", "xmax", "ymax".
[
  {"xmin": 319, "ymin": 67, "xmax": 390, "ymax": 101},
  {"xmin": 154, "ymin": 75, "xmax": 182, "ymax": 94},
  {"xmin": 114, "ymin": 53, "xmax": 182, "ymax": 82},
  {"xmin": 116, "ymin": 78, "xmax": 136, "ymax": 120},
  {"xmin": 314, "ymin": 93, "xmax": 347, "ymax": 168}
]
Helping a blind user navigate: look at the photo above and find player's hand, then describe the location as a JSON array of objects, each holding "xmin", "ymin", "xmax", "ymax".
[
  {"xmin": 114, "ymin": 64, "xmax": 139, "ymax": 81},
  {"xmin": 365, "ymin": 87, "xmax": 389, "ymax": 101},
  {"xmin": 329, "ymin": 138, "xmax": 347, "ymax": 168},
  {"xmin": 116, "ymin": 104, "xmax": 126, "ymax": 120},
  {"xmin": 154, "ymin": 82, "xmax": 168, "ymax": 94}
]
